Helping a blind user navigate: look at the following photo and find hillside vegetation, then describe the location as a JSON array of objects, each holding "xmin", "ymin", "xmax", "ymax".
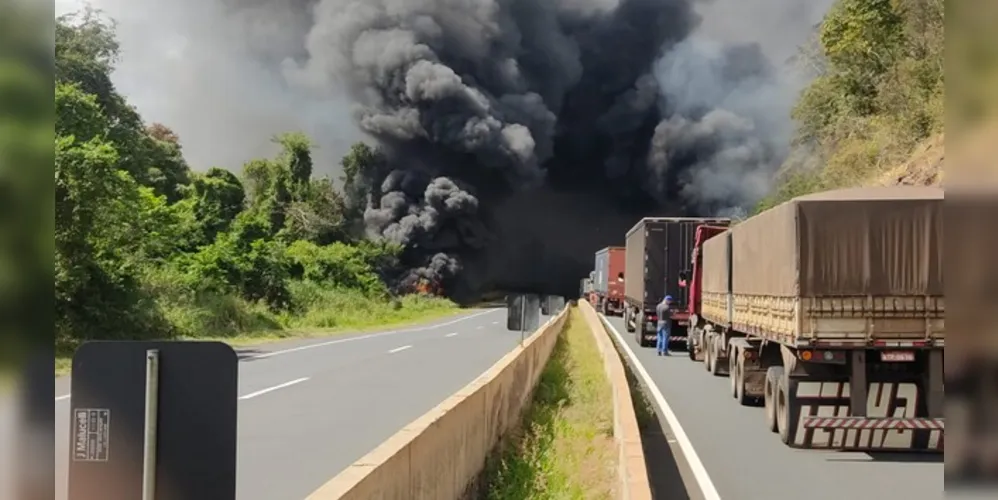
[
  {"xmin": 756, "ymin": 0, "xmax": 944, "ymax": 212},
  {"xmin": 54, "ymin": 9, "xmax": 455, "ymax": 370}
]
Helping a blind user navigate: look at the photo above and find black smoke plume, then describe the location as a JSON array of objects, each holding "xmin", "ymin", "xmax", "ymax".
[{"xmin": 276, "ymin": 0, "xmax": 810, "ymax": 301}]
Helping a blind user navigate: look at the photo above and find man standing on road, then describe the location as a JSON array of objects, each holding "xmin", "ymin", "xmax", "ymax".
[{"xmin": 656, "ymin": 295, "xmax": 673, "ymax": 356}]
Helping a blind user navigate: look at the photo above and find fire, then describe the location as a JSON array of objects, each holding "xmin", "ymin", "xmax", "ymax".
[{"xmin": 412, "ymin": 277, "xmax": 442, "ymax": 296}]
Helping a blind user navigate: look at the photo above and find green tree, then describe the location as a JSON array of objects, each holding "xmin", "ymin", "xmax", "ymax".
[
  {"xmin": 340, "ymin": 142, "xmax": 386, "ymax": 232},
  {"xmin": 56, "ymin": 9, "xmax": 191, "ymax": 199},
  {"xmin": 274, "ymin": 132, "xmax": 314, "ymax": 197},
  {"xmin": 188, "ymin": 167, "xmax": 246, "ymax": 244},
  {"xmin": 819, "ymin": 0, "xmax": 905, "ymax": 116}
]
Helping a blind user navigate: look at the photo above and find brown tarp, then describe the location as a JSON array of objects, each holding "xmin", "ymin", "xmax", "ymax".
[
  {"xmin": 700, "ymin": 231, "xmax": 729, "ymax": 294},
  {"xmin": 729, "ymin": 186, "xmax": 943, "ymax": 297}
]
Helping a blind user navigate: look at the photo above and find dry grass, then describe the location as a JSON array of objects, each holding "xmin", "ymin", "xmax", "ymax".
[
  {"xmin": 483, "ymin": 307, "xmax": 617, "ymax": 500},
  {"xmin": 876, "ymin": 133, "xmax": 945, "ymax": 187}
]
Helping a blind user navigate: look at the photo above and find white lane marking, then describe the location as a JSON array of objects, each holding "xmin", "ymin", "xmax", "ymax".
[
  {"xmin": 246, "ymin": 309, "xmax": 499, "ymax": 360},
  {"xmin": 388, "ymin": 345, "xmax": 412, "ymax": 354},
  {"xmin": 239, "ymin": 377, "xmax": 309, "ymax": 400},
  {"xmin": 599, "ymin": 314, "xmax": 721, "ymax": 500},
  {"xmin": 476, "ymin": 325, "xmax": 484, "ymax": 330},
  {"xmin": 53, "ymin": 309, "xmax": 502, "ymax": 402},
  {"xmin": 491, "ymin": 321, "xmax": 499, "ymax": 325},
  {"xmin": 61, "ymin": 377, "xmax": 313, "ymax": 403},
  {"xmin": 445, "ymin": 332, "xmax": 458, "ymax": 337}
]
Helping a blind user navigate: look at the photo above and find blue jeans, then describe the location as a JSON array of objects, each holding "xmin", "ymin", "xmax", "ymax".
[{"xmin": 657, "ymin": 326, "xmax": 670, "ymax": 354}]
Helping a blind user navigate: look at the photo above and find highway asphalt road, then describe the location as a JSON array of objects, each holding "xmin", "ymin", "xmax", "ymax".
[
  {"xmin": 601, "ymin": 315, "xmax": 944, "ymax": 500},
  {"xmin": 53, "ymin": 307, "xmax": 548, "ymax": 500}
]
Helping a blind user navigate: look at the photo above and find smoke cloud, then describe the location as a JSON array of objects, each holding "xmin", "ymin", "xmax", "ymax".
[{"xmin": 59, "ymin": 0, "xmax": 833, "ymax": 300}]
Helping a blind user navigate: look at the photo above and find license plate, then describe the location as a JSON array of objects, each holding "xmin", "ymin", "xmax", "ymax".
[
  {"xmin": 881, "ymin": 351, "xmax": 915, "ymax": 362},
  {"xmin": 677, "ymin": 320, "xmax": 689, "ymax": 326}
]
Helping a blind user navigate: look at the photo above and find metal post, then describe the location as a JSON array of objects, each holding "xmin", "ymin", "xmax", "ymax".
[
  {"xmin": 142, "ymin": 349, "xmax": 160, "ymax": 500},
  {"xmin": 520, "ymin": 295, "xmax": 529, "ymax": 347},
  {"xmin": 850, "ymin": 350, "xmax": 867, "ymax": 417}
]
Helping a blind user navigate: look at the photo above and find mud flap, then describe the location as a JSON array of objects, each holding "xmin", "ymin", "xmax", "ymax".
[{"xmin": 786, "ymin": 379, "xmax": 944, "ymax": 451}]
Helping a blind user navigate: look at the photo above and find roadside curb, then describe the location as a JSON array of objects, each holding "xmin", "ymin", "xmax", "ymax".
[
  {"xmin": 597, "ymin": 313, "xmax": 722, "ymax": 500},
  {"xmin": 578, "ymin": 300, "xmax": 653, "ymax": 500}
]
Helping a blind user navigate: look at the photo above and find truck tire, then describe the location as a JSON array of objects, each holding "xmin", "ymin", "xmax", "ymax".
[
  {"xmin": 776, "ymin": 370, "xmax": 792, "ymax": 444},
  {"xmin": 764, "ymin": 366, "xmax": 782, "ymax": 433},
  {"xmin": 704, "ymin": 333, "xmax": 715, "ymax": 372},
  {"xmin": 625, "ymin": 308, "xmax": 635, "ymax": 333},
  {"xmin": 686, "ymin": 334, "xmax": 697, "ymax": 361},
  {"xmin": 733, "ymin": 353, "xmax": 753, "ymax": 406},
  {"xmin": 729, "ymin": 345, "xmax": 741, "ymax": 398},
  {"xmin": 710, "ymin": 336, "xmax": 725, "ymax": 377}
]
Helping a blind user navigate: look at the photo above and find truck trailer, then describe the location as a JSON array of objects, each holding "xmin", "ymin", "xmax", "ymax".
[
  {"xmin": 623, "ymin": 217, "xmax": 730, "ymax": 347},
  {"xmin": 579, "ymin": 275, "xmax": 594, "ymax": 299},
  {"xmin": 688, "ymin": 186, "xmax": 944, "ymax": 451},
  {"xmin": 593, "ymin": 247, "xmax": 626, "ymax": 316}
]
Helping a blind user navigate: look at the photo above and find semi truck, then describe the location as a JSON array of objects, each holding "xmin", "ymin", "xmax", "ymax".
[
  {"xmin": 623, "ymin": 217, "xmax": 730, "ymax": 347},
  {"xmin": 593, "ymin": 246, "xmax": 626, "ymax": 316},
  {"xmin": 683, "ymin": 223, "xmax": 730, "ymax": 361},
  {"xmin": 687, "ymin": 186, "xmax": 944, "ymax": 451},
  {"xmin": 579, "ymin": 274, "xmax": 594, "ymax": 301}
]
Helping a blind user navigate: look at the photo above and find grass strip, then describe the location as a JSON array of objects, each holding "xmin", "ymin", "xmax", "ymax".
[{"xmin": 483, "ymin": 307, "xmax": 617, "ymax": 500}]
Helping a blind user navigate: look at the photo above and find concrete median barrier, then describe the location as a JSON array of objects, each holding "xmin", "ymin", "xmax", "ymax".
[
  {"xmin": 577, "ymin": 299, "xmax": 653, "ymax": 500},
  {"xmin": 306, "ymin": 306, "xmax": 569, "ymax": 500}
]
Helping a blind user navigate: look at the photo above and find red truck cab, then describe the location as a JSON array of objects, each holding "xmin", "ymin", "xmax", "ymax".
[{"xmin": 684, "ymin": 224, "xmax": 728, "ymax": 358}]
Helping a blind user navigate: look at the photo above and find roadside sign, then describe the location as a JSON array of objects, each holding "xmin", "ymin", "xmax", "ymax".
[
  {"xmin": 506, "ymin": 294, "xmax": 541, "ymax": 335},
  {"xmin": 67, "ymin": 341, "xmax": 237, "ymax": 500},
  {"xmin": 880, "ymin": 350, "xmax": 916, "ymax": 362}
]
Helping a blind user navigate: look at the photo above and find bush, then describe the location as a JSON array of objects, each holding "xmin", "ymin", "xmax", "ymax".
[
  {"xmin": 286, "ymin": 240, "xmax": 388, "ymax": 298},
  {"xmin": 769, "ymin": 0, "xmax": 943, "ymax": 200}
]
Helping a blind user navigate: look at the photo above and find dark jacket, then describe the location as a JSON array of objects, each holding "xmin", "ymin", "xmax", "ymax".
[{"xmin": 655, "ymin": 301, "xmax": 671, "ymax": 330}]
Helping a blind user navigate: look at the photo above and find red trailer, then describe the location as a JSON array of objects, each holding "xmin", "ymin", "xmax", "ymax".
[{"xmin": 593, "ymin": 247, "xmax": 626, "ymax": 316}]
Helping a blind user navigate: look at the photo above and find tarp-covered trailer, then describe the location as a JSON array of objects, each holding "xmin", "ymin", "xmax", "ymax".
[
  {"xmin": 593, "ymin": 247, "xmax": 626, "ymax": 316},
  {"xmin": 692, "ymin": 186, "xmax": 944, "ymax": 451},
  {"xmin": 624, "ymin": 217, "xmax": 730, "ymax": 347}
]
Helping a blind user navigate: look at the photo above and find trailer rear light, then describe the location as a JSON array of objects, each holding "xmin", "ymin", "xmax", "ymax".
[
  {"xmin": 799, "ymin": 350, "xmax": 845, "ymax": 363},
  {"xmin": 742, "ymin": 350, "xmax": 757, "ymax": 360}
]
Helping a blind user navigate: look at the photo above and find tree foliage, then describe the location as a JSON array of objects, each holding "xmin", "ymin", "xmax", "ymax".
[
  {"xmin": 761, "ymin": 0, "xmax": 944, "ymax": 212},
  {"xmin": 53, "ymin": 10, "xmax": 439, "ymax": 353}
]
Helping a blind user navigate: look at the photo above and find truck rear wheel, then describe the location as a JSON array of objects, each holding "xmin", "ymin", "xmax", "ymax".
[
  {"xmin": 729, "ymin": 345, "xmax": 740, "ymax": 398},
  {"xmin": 710, "ymin": 336, "xmax": 725, "ymax": 377},
  {"xmin": 704, "ymin": 333, "xmax": 714, "ymax": 372},
  {"xmin": 776, "ymin": 372, "xmax": 792, "ymax": 444},
  {"xmin": 733, "ymin": 353, "xmax": 754, "ymax": 406},
  {"xmin": 764, "ymin": 366, "xmax": 782, "ymax": 433},
  {"xmin": 637, "ymin": 318, "xmax": 648, "ymax": 347},
  {"xmin": 624, "ymin": 308, "xmax": 635, "ymax": 333}
]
